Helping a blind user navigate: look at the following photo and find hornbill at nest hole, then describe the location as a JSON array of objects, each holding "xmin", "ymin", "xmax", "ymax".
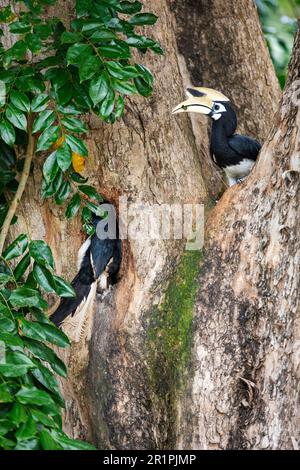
[
  {"xmin": 172, "ymin": 87, "xmax": 261, "ymax": 187},
  {"xmin": 50, "ymin": 208, "xmax": 122, "ymax": 341}
]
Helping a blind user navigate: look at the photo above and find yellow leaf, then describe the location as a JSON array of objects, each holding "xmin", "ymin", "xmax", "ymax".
[
  {"xmin": 72, "ymin": 152, "xmax": 85, "ymax": 173},
  {"xmin": 52, "ymin": 135, "xmax": 65, "ymax": 150}
]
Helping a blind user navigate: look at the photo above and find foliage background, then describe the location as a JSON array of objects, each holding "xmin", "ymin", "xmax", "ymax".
[{"xmin": 256, "ymin": 0, "xmax": 299, "ymax": 87}]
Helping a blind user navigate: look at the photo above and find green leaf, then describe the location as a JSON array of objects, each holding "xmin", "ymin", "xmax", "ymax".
[
  {"xmin": 55, "ymin": 181, "xmax": 71, "ymax": 205},
  {"xmin": 25, "ymin": 32, "xmax": 42, "ymax": 54},
  {"xmin": 3, "ymin": 234, "xmax": 28, "ymax": 261},
  {"xmin": 99, "ymin": 42, "xmax": 131, "ymax": 59},
  {"xmin": 90, "ymin": 29, "xmax": 117, "ymax": 41},
  {"xmin": 129, "ymin": 13, "xmax": 158, "ymax": 25},
  {"xmin": 31, "ymin": 362, "xmax": 64, "ymax": 404},
  {"xmin": 106, "ymin": 61, "xmax": 139, "ymax": 80},
  {"xmin": 7, "ymin": 350, "xmax": 35, "ymax": 367},
  {"xmin": 0, "ymin": 120, "xmax": 16, "ymax": 146},
  {"xmin": 3, "ymin": 41, "xmax": 27, "ymax": 67},
  {"xmin": 9, "ymin": 21, "xmax": 31, "ymax": 34},
  {"xmin": 0, "ymin": 384, "xmax": 14, "ymax": 403},
  {"xmin": 0, "ymin": 273, "xmax": 12, "ymax": 286},
  {"xmin": 0, "ymin": 80, "xmax": 6, "ymax": 107},
  {"xmin": 113, "ymin": 79, "xmax": 137, "ymax": 95},
  {"xmin": 100, "ymin": 89, "xmax": 115, "ymax": 118},
  {"xmin": 18, "ymin": 318, "xmax": 47, "ymax": 341},
  {"xmin": 51, "ymin": 430, "xmax": 96, "ymax": 450},
  {"xmin": 89, "ymin": 73, "xmax": 109, "ymax": 106},
  {"xmin": 61, "ymin": 31, "xmax": 82, "ymax": 44},
  {"xmin": 18, "ymin": 77, "xmax": 45, "ymax": 94},
  {"xmin": 33, "ymin": 263, "xmax": 57, "ymax": 293},
  {"xmin": 53, "ymin": 169, "xmax": 63, "ymax": 194},
  {"xmin": 56, "ymin": 144, "xmax": 72, "ymax": 172},
  {"xmin": 65, "ymin": 193, "xmax": 81, "ymax": 219},
  {"xmin": 29, "ymin": 240, "xmax": 55, "ymax": 270},
  {"xmin": 10, "ymin": 91, "xmax": 30, "ymax": 112},
  {"xmin": 32, "ymin": 110, "xmax": 56, "ymax": 134},
  {"xmin": 45, "ymin": 68, "xmax": 69, "ymax": 91},
  {"xmin": 56, "ymin": 83, "xmax": 74, "ymax": 106},
  {"xmin": 0, "ymin": 315, "xmax": 16, "ymax": 332},
  {"xmin": 30, "ymin": 409, "xmax": 57, "ymax": 428},
  {"xmin": 39, "ymin": 322, "xmax": 70, "ymax": 347},
  {"xmin": 70, "ymin": 172, "xmax": 88, "ymax": 184},
  {"xmin": 134, "ymin": 76, "xmax": 152, "ymax": 97},
  {"xmin": 14, "ymin": 253, "xmax": 31, "ymax": 281},
  {"xmin": 24, "ymin": 338, "xmax": 67, "ymax": 377},
  {"xmin": 76, "ymin": 0, "xmax": 93, "ymax": 16},
  {"xmin": 78, "ymin": 184, "xmax": 101, "ymax": 200},
  {"xmin": 14, "ymin": 438, "xmax": 39, "ymax": 450},
  {"xmin": 16, "ymin": 386, "xmax": 56, "ymax": 408},
  {"xmin": 65, "ymin": 134, "xmax": 88, "ymax": 156},
  {"xmin": 0, "ymin": 419, "xmax": 14, "ymax": 436},
  {"xmin": 43, "ymin": 151, "xmax": 59, "ymax": 183},
  {"xmin": 61, "ymin": 117, "xmax": 88, "ymax": 133},
  {"xmin": 115, "ymin": 95, "xmax": 124, "ymax": 118},
  {"xmin": 52, "ymin": 275, "xmax": 76, "ymax": 299},
  {"xmin": 0, "ymin": 364, "xmax": 30, "ymax": 377},
  {"xmin": 66, "ymin": 43, "xmax": 92, "ymax": 65},
  {"xmin": 86, "ymin": 200, "xmax": 102, "ymax": 215},
  {"xmin": 37, "ymin": 125, "xmax": 60, "ymax": 152},
  {"xmin": 31, "ymin": 94, "xmax": 50, "ymax": 112},
  {"xmin": 8, "ymin": 403, "xmax": 27, "ymax": 425},
  {"xmin": 16, "ymin": 417, "xmax": 37, "ymax": 441},
  {"xmin": 116, "ymin": 1, "xmax": 142, "ymax": 14},
  {"xmin": 40, "ymin": 429, "xmax": 61, "ymax": 450},
  {"xmin": 79, "ymin": 55, "xmax": 101, "ymax": 82},
  {"xmin": 10, "ymin": 287, "xmax": 47, "ymax": 309},
  {"xmin": 23, "ymin": 271, "xmax": 37, "ymax": 290},
  {"xmin": 0, "ymin": 331, "xmax": 23, "ymax": 347},
  {"xmin": 5, "ymin": 105, "xmax": 27, "ymax": 132}
]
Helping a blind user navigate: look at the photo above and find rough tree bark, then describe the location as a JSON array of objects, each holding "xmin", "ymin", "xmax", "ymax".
[
  {"xmin": 4, "ymin": 0, "xmax": 293, "ymax": 450},
  {"xmin": 177, "ymin": 26, "xmax": 300, "ymax": 450}
]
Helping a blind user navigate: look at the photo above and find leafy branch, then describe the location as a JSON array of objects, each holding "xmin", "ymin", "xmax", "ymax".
[{"xmin": 0, "ymin": 0, "xmax": 162, "ymax": 450}]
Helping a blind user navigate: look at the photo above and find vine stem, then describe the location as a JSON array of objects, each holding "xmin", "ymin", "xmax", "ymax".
[{"xmin": 0, "ymin": 115, "xmax": 35, "ymax": 256}]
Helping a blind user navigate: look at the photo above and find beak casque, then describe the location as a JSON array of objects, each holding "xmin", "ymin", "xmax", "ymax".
[
  {"xmin": 185, "ymin": 87, "xmax": 230, "ymax": 102},
  {"xmin": 172, "ymin": 86, "xmax": 230, "ymax": 115}
]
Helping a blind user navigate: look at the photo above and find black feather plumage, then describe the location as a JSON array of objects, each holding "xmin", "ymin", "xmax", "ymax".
[{"xmin": 50, "ymin": 212, "xmax": 121, "ymax": 327}]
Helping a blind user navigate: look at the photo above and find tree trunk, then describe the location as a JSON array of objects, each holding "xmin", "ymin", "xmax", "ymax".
[
  {"xmin": 6, "ymin": 0, "xmax": 294, "ymax": 450},
  {"xmin": 177, "ymin": 26, "xmax": 300, "ymax": 450}
]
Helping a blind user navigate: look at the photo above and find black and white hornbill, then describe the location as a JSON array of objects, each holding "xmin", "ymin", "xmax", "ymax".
[
  {"xmin": 50, "ymin": 211, "xmax": 121, "ymax": 341},
  {"xmin": 172, "ymin": 87, "xmax": 261, "ymax": 187}
]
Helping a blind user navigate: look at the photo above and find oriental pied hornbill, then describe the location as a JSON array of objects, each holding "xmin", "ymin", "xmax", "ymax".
[
  {"xmin": 50, "ymin": 209, "xmax": 121, "ymax": 341},
  {"xmin": 172, "ymin": 87, "xmax": 261, "ymax": 186}
]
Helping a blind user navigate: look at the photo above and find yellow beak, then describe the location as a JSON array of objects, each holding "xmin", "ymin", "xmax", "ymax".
[
  {"xmin": 172, "ymin": 87, "xmax": 230, "ymax": 115},
  {"xmin": 172, "ymin": 95, "xmax": 213, "ymax": 115}
]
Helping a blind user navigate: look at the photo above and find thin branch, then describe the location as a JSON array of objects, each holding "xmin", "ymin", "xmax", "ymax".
[{"xmin": 0, "ymin": 116, "xmax": 35, "ymax": 255}]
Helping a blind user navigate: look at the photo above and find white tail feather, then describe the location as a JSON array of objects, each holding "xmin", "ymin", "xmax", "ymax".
[
  {"xmin": 77, "ymin": 238, "xmax": 91, "ymax": 270},
  {"xmin": 61, "ymin": 281, "xmax": 97, "ymax": 343}
]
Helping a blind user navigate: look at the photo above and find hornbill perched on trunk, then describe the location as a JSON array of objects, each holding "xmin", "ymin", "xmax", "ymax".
[
  {"xmin": 50, "ymin": 208, "xmax": 121, "ymax": 341},
  {"xmin": 172, "ymin": 87, "xmax": 261, "ymax": 187}
]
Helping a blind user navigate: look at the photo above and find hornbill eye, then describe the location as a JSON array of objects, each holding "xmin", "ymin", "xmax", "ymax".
[{"xmin": 213, "ymin": 103, "xmax": 226, "ymax": 114}]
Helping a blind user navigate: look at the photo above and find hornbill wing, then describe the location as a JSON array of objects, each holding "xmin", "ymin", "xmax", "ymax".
[
  {"xmin": 228, "ymin": 134, "xmax": 261, "ymax": 161},
  {"xmin": 50, "ymin": 248, "xmax": 94, "ymax": 327},
  {"xmin": 90, "ymin": 236, "xmax": 115, "ymax": 280},
  {"xmin": 50, "ymin": 243, "xmax": 97, "ymax": 341},
  {"xmin": 49, "ymin": 281, "xmax": 92, "ymax": 328}
]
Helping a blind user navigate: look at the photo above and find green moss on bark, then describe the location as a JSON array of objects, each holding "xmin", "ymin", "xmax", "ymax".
[{"xmin": 148, "ymin": 249, "xmax": 203, "ymax": 448}]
